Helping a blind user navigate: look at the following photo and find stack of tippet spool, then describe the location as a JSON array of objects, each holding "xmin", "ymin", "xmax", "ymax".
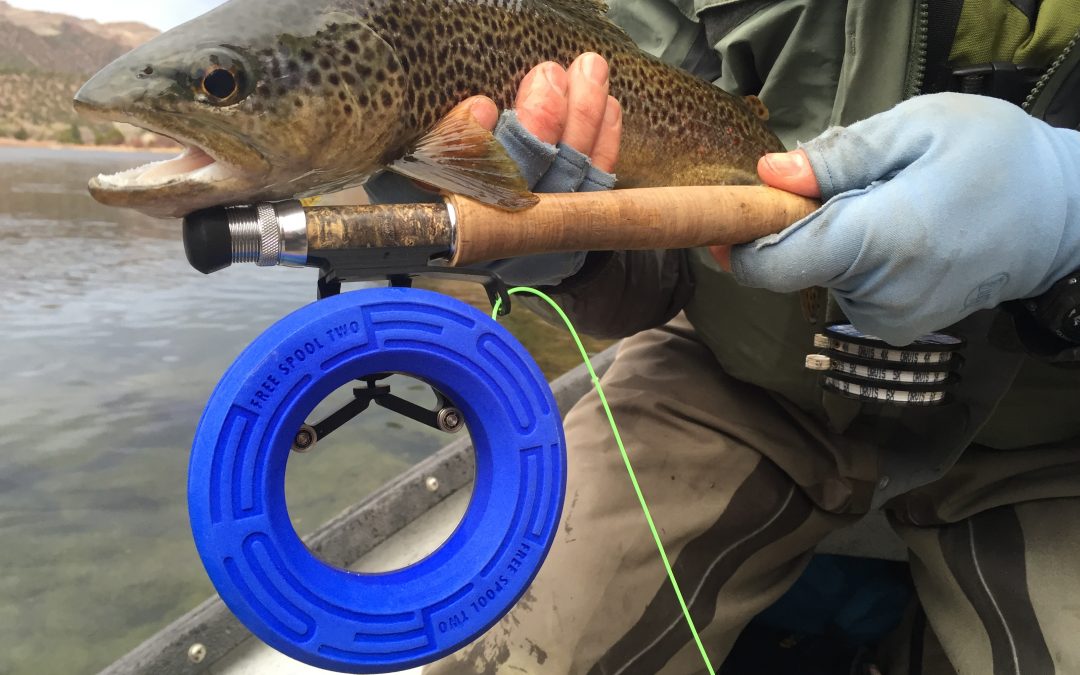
[{"xmin": 805, "ymin": 323, "xmax": 964, "ymax": 406}]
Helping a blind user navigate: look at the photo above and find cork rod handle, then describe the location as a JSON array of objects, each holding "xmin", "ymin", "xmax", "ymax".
[{"xmin": 447, "ymin": 185, "xmax": 820, "ymax": 267}]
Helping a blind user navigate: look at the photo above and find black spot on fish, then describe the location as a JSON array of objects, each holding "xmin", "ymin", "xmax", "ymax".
[
  {"xmin": 338, "ymin": 91, "xmax": 347, "ymax": 101},
  {"xmin": 294, "ymin": 98, "xmax": 303, "ymax": 108},
  {"xmin": 382, "ymin": 90, "xmax": 394, "ymax": 108},
  {"xmin": 300, "ymin": 49, "xmax": 315, "ymax": 63},
  {"xmin": 358, "ymin": 93, "xmax": 370, "ymax": 107},
  {"xmin": 340, "ymin": 53, "xmax": 352, "ymax": 66},
  {"xmin": 343, "ymin": 104, "xmax": 353, "ymax": 116},
  {"xmin": 287, "ymin": 60, "xmax": 299, "ymax": 73},
  {"xmin": 387, "ymin": 59, "xmax": 400, "ymax": 74},
  {"xmin": 329, "ymin": 73, "xmax": 341, "ymax": 86},
  {"xmin": 319, "ymin": 56, "xmax": 332, "ymax": 70},
  {"xmin": 357, "ymin": 63, "xmax": 373, "ymax": 78},
  {"xmin": 342, "ymin": 72, "xmax": 357, "ymax": 86},
  {"xmin": 345, "ymin": 39, "xmax": 360, "ymax": 54},
  {"xmin": 307, "ymin": 70, "xmax": 322, "ymax": 85}
]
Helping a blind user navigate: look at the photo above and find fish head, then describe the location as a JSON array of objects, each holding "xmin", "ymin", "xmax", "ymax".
[{"xmin": 75, "ymin": 1, "xmax": 406, "ymax": 218}]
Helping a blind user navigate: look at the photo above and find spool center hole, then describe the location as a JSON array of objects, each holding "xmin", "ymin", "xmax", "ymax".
[{"xmin": 286, "ymin": 374, "xmax": 474, "ymax": 573}]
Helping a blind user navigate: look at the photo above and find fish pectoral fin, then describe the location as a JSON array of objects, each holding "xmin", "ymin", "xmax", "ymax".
[
  {"xmin": 390, "ymin": 105, "xmax": 538, "ymax": 211},
  {"xmin": 546, "ymin": 0, "xmax": 636, "ymax": 46},
  {"xmin": 743, "ymin": 95, "xmax": 770, "ymax": 122}
]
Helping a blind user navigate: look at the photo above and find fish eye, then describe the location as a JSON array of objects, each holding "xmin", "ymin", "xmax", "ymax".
[{"xmin": 199, "ymin": 65, "xmax": 245, "ymax": 106}]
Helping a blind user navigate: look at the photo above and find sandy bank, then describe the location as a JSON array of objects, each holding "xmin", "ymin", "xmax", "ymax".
[{"xmin": 0, "ymin": 138, "xmax": 180, "ymax": 153}]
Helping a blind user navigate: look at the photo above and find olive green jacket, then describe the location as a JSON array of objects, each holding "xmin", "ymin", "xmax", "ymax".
[{"xmin": 544, "ymin": 0, "xmax": 1080, "ymax": 507}]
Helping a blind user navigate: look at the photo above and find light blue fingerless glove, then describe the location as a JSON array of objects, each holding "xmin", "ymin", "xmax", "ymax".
[
  {"xmin": 365, "ymin": 110, "xmax": 617, "ymax": 287},
  {"xmin": 731, "ymin": 92, "xmax": 1080, "ymax": 346},
  {"xmin": 485, "ymin": 111, "xmax": 616, "ymax": 286}
]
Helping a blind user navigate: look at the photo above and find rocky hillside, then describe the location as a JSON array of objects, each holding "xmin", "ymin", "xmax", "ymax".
[{"xmin": 0, "ymin": 1, "xmax": 165, "ymax": 145}]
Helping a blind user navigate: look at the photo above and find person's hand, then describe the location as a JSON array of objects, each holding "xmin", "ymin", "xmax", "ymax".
[
  {"xmin": 454, "ymin": 53, "xmax": 622, "ymax": 178},
  {"xmin": 366, "ymin": 54, "xmax": 622, "ymax": 286},
  {"xmin": 446, "ymin": 53, "xmax": 622, "ymax": 286},
  {"xmin": 712, "ymin": 93, "xmax": 1080, "ymax": 345}
]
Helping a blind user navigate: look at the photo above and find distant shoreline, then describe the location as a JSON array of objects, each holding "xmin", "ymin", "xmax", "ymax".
[{"xmin": 0, "ymin": 138, "xmax": 180, "ymax": 153}]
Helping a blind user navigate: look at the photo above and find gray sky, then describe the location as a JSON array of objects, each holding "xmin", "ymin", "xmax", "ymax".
[{"xmin": 7, "ymin": 0, "xmax": 227, "ymax": 30}]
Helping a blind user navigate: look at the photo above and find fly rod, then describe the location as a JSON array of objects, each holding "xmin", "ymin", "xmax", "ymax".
[{"xmin": 182, "ymin": 185, "xmax": 820, "ymax": 275}]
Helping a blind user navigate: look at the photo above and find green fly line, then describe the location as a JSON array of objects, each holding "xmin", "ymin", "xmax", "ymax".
[{"xmin": 491, "ymin": 286, "xmax": 716, "ymax": 675}]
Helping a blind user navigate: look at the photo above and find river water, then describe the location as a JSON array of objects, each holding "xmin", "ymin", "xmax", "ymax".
[{"xmin": 0, "ymin": 148, "xmax": 478, "ymax": 674}]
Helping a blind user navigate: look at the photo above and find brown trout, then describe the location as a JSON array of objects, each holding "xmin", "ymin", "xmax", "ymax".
[{"xmin": 74, "ymin": 0, "xmax": 783, "ymax": 219}]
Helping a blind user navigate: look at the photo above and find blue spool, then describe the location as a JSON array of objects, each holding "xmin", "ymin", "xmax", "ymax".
[{"xmin": 188, "ymin": 287, "xmax": 566, "ymax": 672}]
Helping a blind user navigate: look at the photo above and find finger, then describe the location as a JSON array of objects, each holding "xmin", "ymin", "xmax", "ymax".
[
  {"xmin": 444, "ymin": 95, "xmax": 499, "ymax": 132},
  {"xmin": 590, "ymin": 96, "xmax": 622, "ymax": 173},
  {"xmin": 708, "ymin": 245, "xmax": 732, "ymax": 272},
  {"xmin": 562, "ymin": 53, "xmax": 610, "ymax": 155},
  {"xmin": 515, "ymin": 62, "xmax": 569, "ymax": 145},
  {"xmin": 757, "ymin": 149, "xmax": 821, "ymax": 198}
]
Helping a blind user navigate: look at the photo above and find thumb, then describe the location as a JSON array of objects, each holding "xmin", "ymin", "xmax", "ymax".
[
  {"xmin": 447, "ymin": 95, "xmax": 499, "ymax": 132},
  {"xmin": 757, "ymin": 149, "xmax": 821, "ymax": 198},
  {"xmin": 711, "ymin": 149, "xmax": 819, "ymax": 269}
]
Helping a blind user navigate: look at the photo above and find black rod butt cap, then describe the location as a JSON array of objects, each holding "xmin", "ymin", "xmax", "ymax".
[{"xmin": 183, "ymin": 207, "xmax": 233, "ymax": 275}]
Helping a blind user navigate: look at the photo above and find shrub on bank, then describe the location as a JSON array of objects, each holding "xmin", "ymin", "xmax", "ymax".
[
  {"xmin": 93, "ymin": 125, "xmax": 125, "ymax": 146},
  {"xmin": 55, "ymin": 123, "xmax": 82, "ymax": 145}
]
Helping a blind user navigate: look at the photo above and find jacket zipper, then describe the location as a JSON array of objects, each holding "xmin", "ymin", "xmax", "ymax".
[
  {"xmin": 903, "ymin": 0, "xmax": 930, "ymax": 100},
  {"xmin": 1023, "ymin": 29, "xmax": 1080, "ymax": 111}
]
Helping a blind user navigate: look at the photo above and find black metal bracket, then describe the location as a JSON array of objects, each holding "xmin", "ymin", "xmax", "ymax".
[
  {"xmin": 306, "ymin": 374, "xmax": 464, "ymax": 446},
  {"xmin": 317, "ymin": 265, "xmax": 512, "ymax": 316}
]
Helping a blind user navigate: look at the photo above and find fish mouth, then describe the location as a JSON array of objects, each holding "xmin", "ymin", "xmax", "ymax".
[
  {"xmin": 86, "ymin": 129, "xmax": 253, "ymax": 218},
  {"xmin": 76, "ymin": 98, "xmax": 263, "ymax": 217},
  {"xmin": 84, "ymin": 108, "xmax": 249, "ymax": 194},
  {"xmin": 90, "ymin": 142, "xmax": 231, "ymax": 191}
]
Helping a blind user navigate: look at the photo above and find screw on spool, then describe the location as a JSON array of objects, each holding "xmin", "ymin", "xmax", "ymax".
[
  {"xmin": 291, "ymin": 424, "xmax": 318, "ymax": 453},
  {"xmin": 807, "ymin": 323, "xmax": 964, "ymax": 406},
  {"xmin": 188, "ymin": 287, "xmax": 566, "ymax": 673},
  {"xmin": 437, "ymin": 407, "xmax": 465, "ymax": 434}
]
